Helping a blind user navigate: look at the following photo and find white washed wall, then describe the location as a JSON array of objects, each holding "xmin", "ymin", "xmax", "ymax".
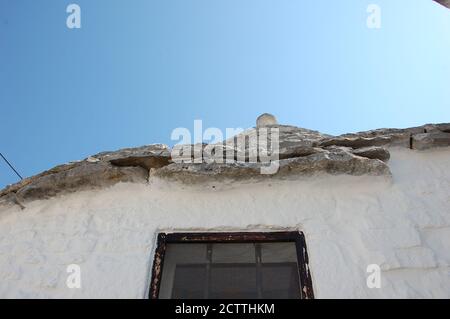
[{"xmin": 0, "ymin": 148, "xmax": 449, "ymax": 298}]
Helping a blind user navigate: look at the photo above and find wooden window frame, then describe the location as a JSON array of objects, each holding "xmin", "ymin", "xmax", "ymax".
[{"xmin": 148, "ymin": 231, "xmax": 314, "ymax": 299}]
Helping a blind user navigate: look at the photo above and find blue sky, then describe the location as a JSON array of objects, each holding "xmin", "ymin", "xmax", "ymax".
[{"xmin": 1, "ymin": 0, "xmax": 449, "ymax": 188}]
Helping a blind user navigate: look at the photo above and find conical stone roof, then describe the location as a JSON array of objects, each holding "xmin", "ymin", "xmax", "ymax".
[{"xmin": 1, "ymin": 118, "xmax": 449, "ymax": 206}]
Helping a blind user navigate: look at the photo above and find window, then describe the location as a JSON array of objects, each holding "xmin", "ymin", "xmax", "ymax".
[{"xmin": 149, "ymin": 232, "xmax": 314, "ymax": 299}]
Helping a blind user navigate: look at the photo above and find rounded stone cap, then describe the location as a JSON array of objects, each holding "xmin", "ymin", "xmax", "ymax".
[{"xmin": 256, "ymin": 113, "xmax": 278, "ymax": 127}]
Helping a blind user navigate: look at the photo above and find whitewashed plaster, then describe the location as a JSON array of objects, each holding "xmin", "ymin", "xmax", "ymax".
[{"xmin": 0, "ymin": 147, "xmax": 449, "ymax": 298}]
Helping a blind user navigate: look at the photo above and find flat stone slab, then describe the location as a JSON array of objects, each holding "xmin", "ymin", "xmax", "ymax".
[
  {"xmin": 412, "ymin": 132, "xmax": 450, "ymax": 150},
  {"xmin": 153, "ymin": 148, "xmax": 391, "ymax": 184},
  {"xmin": 15, "ymin": 162, "xmax": 148, "ymax": 202},
  {"xmin": 319, "ymin": 136, "xmax": 392, "ymax": 148},
  {"xmin": 0, "ymin": 144, "xmax": 169, "ymax": 205},
  {"xmin": 352, "ymin": 146, "xmax": 391, "ymax": 162}
]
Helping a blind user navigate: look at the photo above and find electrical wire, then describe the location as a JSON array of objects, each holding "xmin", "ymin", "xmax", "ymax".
[{"xmin": 0, "ymin": 152, "xmax": 23, "ymax": 180}]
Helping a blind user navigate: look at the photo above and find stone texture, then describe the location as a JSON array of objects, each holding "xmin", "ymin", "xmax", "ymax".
[
  {"xmin": 319, "ymin": 136, "xmax": 392, "ymax": 148},
  {"xmin": 411, "ymin": 132, "xmax": 450, "ymax": 150},
  {"xmin": 15, "ymin": 162, "xmax": 148, "ymax": 202},
  {"xmin": 339, "ymin": 127, "xmax": 419, "ymax": 148},
  {"xmin": 352, "ymin": 146, "xmax": 390, "ymax": 162},
  {"xmin": 228, "ymin": 125, "xmax": 331, "ymax": 161},
  {"xmin": 171, "ymin": 143, "xmax": 209, "ymax": 163},
  {"xmin": 256, "ymin": 113, "xmax": 277, "ymax": 127},
  {"xmin": 434, "ymin": 0, "xmax": 450, "ymax": 9},
  {"xmin": 424, "ymin": 123, "xmax": 450, "ymax": 133},
  {"xmin": 153, "ymin": 148, "xmax": 390, "ymax": 184},
  {"xmin": 92, "ymin": 144, "xmax": 171, "ymax": 169},
  {"xmin": 0, "ymin": 163, "xmax": 79, "ymax": 198},
  {"xmin": 0, "ymin": 144, "xmax": 169, "ymax": 205},
  {"xmin": 194, "ymin": 125, "xmax": 330, "ymax": 163},
  {"xmin": 337, "ymin": 123, "xmax": 450, "ymax": 148},
  {"xmin": 1, "ymin": 121, "xmax": 450, "ymax": 204},
  {"xmin": 278, "ymin": 146, "xmax": 324, "ymax": 160}
]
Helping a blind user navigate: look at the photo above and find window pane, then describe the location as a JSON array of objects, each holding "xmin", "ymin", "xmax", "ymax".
[
  {"xmin": 159, "ymin": 243, "xmax": 208, "ymax": 299},
  {"xmin": 260, "ymin": 242, "xmax": 301, "ymax": 298},
  {"xmin": 171, "ymin": 265, "xmax": 206, "ymax": 299},
  {"xmin": 212, "ymin": 243, "xmax": 255, "ymax": 263},
  {"xmin": 260, "ymin": 242, "xmax": 298, "ymax": 263},
  {"xmin": 262, "ymin": 263, "xmax": 300, "ymax": 298},
  {"xmin": 210, "ymin": 264, "xmax": 257, "ymax": 298},
  {"xmin": 158, "ymin": 241, "xmax": 301, "ymax": 299}
]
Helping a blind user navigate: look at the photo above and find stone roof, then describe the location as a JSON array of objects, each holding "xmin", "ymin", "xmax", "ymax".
[
  {"xmin": 434, "ymin": 0, "xmax": 450, "ymax": 8},
  {"xmin": 1, "ymin": 121, "xmax": 450, "ymax": 207}
]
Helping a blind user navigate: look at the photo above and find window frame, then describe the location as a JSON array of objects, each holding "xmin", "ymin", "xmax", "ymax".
[{"xmin": 148, "ymin": 231, "xmax": 314, "ymax": 299}]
